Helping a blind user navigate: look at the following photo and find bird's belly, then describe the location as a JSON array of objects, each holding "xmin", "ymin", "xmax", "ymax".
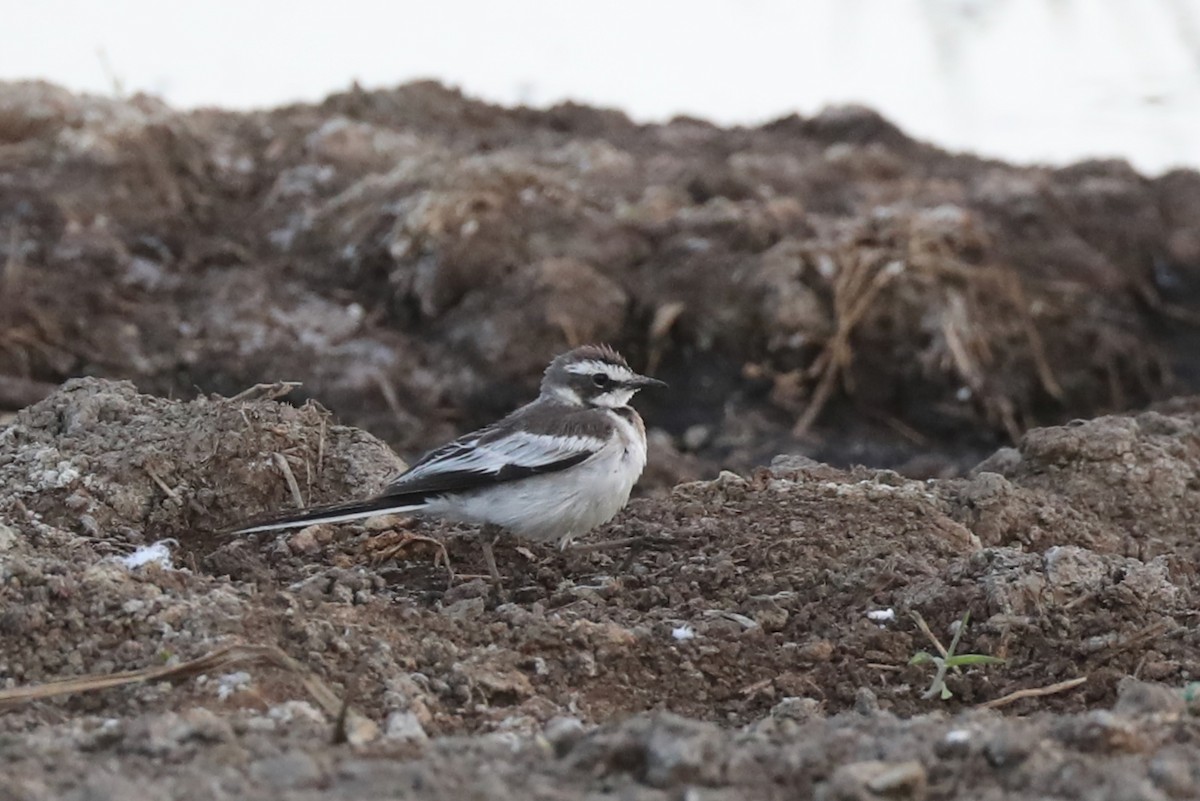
[{"xmin": 430, "ymin": 447, "xmax": 642, "ymax": 544}]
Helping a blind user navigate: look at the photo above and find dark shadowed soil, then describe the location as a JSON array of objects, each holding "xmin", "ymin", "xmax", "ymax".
[{"xmin": 2, "ymin": 81, "xmax": 1200, "ymax": 800}]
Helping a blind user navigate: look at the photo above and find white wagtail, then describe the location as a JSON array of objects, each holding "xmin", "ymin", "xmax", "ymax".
[{"xmin": 231, "ymin": 344, "xmax": 665, "ymax": 581}]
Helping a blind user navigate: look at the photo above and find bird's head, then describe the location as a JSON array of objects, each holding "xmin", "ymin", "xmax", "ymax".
[{"xmin": 540, "ymin": 344, "xmax": 667, "ymax": 408}]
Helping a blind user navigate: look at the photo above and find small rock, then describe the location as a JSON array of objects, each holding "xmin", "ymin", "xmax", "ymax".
[
  {"xmin": 1056, "ymin": 710, "xmax": 1147, "ymax": 754},
  {"xmin": 642, "ymin": 714, "xmax": 726, "ymax": 789},
  {"xmin": 819, "ymin": 760, "xmax": 927, "ymax": 801},
  {"xmin": 63, "ymin": 492, "xmax": 90, "ymax": 511},
  {"xmin": 970, "ymin": 448, "xmax": 1022, "ymax": 476},
  {"xmin": 1114, "ymin": 678, "xmax": 1186, "ymax": 719},
  {"xmin": 268, "ymin": 700, "xmax": 326, "ymax": 725},
  {"xmin": 1149, "ymin": 749, "xmax": 1195, "ymax": 798},
  {"xmin": 125, "ymin": 710, "xmax": 230, "ymax": 756},
  {"xmin": 454, "ymin": 662, "xmax": 534, "ymax": 702},
  {"xmin": 384, "ymin": 710, "xmax": 428, "ymax": 743},
  {"xmin": 984, "ymin": 730, "xmax": 1031, "ymax": 769},
  {"xmin": 770, "ymin": 453, "xmax": 821, "ymax": 472},
  {"xmin": 77, "ymin": 718, "xmax": 125, "ymax": 752},
  {"xmin": 712, "ymin": 470, "xmax": 749, "ymax": 495},
  {"xmin": 741, "ymin": 596, "xmax": 789, "ymax": 632},
  {"xmin": 242, "ymin": 716, "xmax": 278, "ymax": 733},
  {"xmin": 442, "ymin": 578, "xmax": 491, "ymax": 606},
  {"xmin": 934, "ymin": 728, "xmax": 973, "ymax": 759},
  {"xmin": 566, "ymin": 713, "xmax": 724, "ymax": 789},
  {"xmin": 543, "ymin": 716, "xmax": 587, "ymax": 756},
  {"xmin": 211, "ymin": 670, "xmax": 252, "ymax": 701},
  {"xmin": 338, "ymin": 709, "xmax": 379, "ymax": 748},
  {"xmin": 0, "ymin": 604, "xmax": 46, "ymax": 635},
  {"xmin": 73, "ymin": 771, "xmax": 146, "ymax": 801},
  {"xmin": 441, "ymin": 597, "xmax": 486, "ymax": 619},
  {"xmin": 795, "ymin": 640, "xmax": 834, "ymax": 662},
  {"xmin": 288, "ymin": 526, "xmax": 321, "ymax": 554},
  {"xmin": 854, "ymin": 687, "xmax": 880, "ymax": 716},
  {"xmin": 0, "ymin": 521, "xmax": 17, "ymax": 552},
  {"xmin": 121, "ymin": 599, "xmax": 147, "ymax": 615},
  {"xmin": 769, "ymin": 696, "xmax": 823, "ymax": 722},
  {"xmin": 363, "ymin": 514, "xmax": 413, "ymax": 532},
  {"xmin": 250, "ymin": 751, "xmax": 323, "ymax": 790},
  {"xmin": 176, "ymin": 707, "xmax": 235, "ymax": 743},
  {"xmin": 868, "ymin": 761, "xmax": 927, "ymax": 797},
  {"xmin": 330, "ymin": 582, "xmax": 355, "ymax": 605}
]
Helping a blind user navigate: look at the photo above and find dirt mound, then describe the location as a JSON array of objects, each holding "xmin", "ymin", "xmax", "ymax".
[
  {"xmin": 3, "ymin": 379, "xmax": 1200, "ymax": 798},
  {"xmin": 0, "ymin": 377, "xmax": 401, "ymax": 537},
  {"xmin": 2, "ymin": 81, "xmax": 1199, "ymax": 483}
]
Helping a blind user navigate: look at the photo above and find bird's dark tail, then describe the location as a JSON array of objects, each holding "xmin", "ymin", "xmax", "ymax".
[{"xmin": 229, "ymin": 495, "xmax": 427, "ymax": 535}]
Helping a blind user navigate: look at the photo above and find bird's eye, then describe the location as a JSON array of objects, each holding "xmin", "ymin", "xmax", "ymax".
[{"xmin": 591, "ymin": 372, "xmax": 611, "ymax": 388}]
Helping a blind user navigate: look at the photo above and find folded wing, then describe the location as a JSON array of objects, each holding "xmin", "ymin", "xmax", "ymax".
[{"xmin": 384, "ymin": 428, "xmax": 606, "ymax": 497}]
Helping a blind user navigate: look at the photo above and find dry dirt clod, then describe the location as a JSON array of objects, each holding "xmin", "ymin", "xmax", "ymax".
[{"xmin": 819, "ymin": 760, "xmax": 929, "ymax": 801}]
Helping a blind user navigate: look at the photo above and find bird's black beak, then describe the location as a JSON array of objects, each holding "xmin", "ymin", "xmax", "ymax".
[{"xmin": 629, "ymin": 374, "xmax": 668, "ymax": 389}]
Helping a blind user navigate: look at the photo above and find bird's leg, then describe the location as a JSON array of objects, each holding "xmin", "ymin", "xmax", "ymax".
[
  {"xmin": 480, "ymin": 524, "xmax": 503, "ymax": 586},
  {"xmin": 366, "ymin": 529, "xmax": 455, "ymax": 585}
]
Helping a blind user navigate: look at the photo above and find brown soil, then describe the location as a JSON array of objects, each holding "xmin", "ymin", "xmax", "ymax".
[{"xmin": 2, "ymin": 80, "xmax": 1200, "ymax": 799}]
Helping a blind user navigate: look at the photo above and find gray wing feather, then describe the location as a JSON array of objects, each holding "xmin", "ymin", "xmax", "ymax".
[{"xmin": 384, "ymin": 421, "xmax": 607, "ymax": 497}]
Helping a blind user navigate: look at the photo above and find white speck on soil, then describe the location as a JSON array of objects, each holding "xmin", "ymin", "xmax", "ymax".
[
  {"xmin": 672, "ymin": 625, "xmax": 696, "ymax": 641},
  {"xmin": 116, "ymin": 540, "xmax": 176, "ymax": 570}
]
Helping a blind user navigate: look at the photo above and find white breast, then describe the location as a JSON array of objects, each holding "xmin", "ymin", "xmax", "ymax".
[{"xmin": 425, "ymin": 409, "xmax": 648, "ymax": 545}]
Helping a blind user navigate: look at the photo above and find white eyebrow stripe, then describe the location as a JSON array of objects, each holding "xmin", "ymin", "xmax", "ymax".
[
  {"xmin": 565, "ymin": 360, "xmax": 636, "ymax": 381},
  {"xmin": 564, "ymin": 360, "xmax": 611, "ymax": 374}
]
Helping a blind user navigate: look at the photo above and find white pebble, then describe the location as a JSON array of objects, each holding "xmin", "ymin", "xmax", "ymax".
[
  {"xmin": 671, "ymin": 625, "xmax": 696, "ymax": 641},
  {"xmin": 116, "ymin": 540, "xmax": 177, "ymax": 570}
]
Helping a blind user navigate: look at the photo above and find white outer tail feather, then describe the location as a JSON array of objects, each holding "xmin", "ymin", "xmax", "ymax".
[{"xmin": 233, "ymin": 502, "xmax": 425, "ymax": 535}]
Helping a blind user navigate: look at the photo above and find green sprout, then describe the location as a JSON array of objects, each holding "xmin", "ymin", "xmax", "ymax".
[
  {"xmin": 1182, "ymin": 682, "xmax": 1200, "ymax": 710},
  {"xmin": 909, "ymin": 611, "xmax": 1005, "ymax": 700}
]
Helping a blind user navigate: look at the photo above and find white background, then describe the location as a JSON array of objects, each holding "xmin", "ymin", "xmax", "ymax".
[{"xmin": 3, "ymin": 0, "xmax": 1200, "ymax": 174}]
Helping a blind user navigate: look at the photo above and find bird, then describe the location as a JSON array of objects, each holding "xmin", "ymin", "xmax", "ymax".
[{"xmin": 230, "ymin": 344, "xmax": 666, "ymax": 582}]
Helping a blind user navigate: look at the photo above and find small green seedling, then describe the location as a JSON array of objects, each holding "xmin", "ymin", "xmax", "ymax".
[
  {"xmin": 909, "ymin": 611, "xmax": 1005, "ymax": 700},
  {"xmin": 1182, "ymin": 682, "xmax": 1200, "ymax": 711}
]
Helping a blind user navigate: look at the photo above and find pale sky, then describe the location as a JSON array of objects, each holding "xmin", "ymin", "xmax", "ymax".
[{"xmin": 4, "ymin": 0, "xmax": 1200, "ymax": 173}]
